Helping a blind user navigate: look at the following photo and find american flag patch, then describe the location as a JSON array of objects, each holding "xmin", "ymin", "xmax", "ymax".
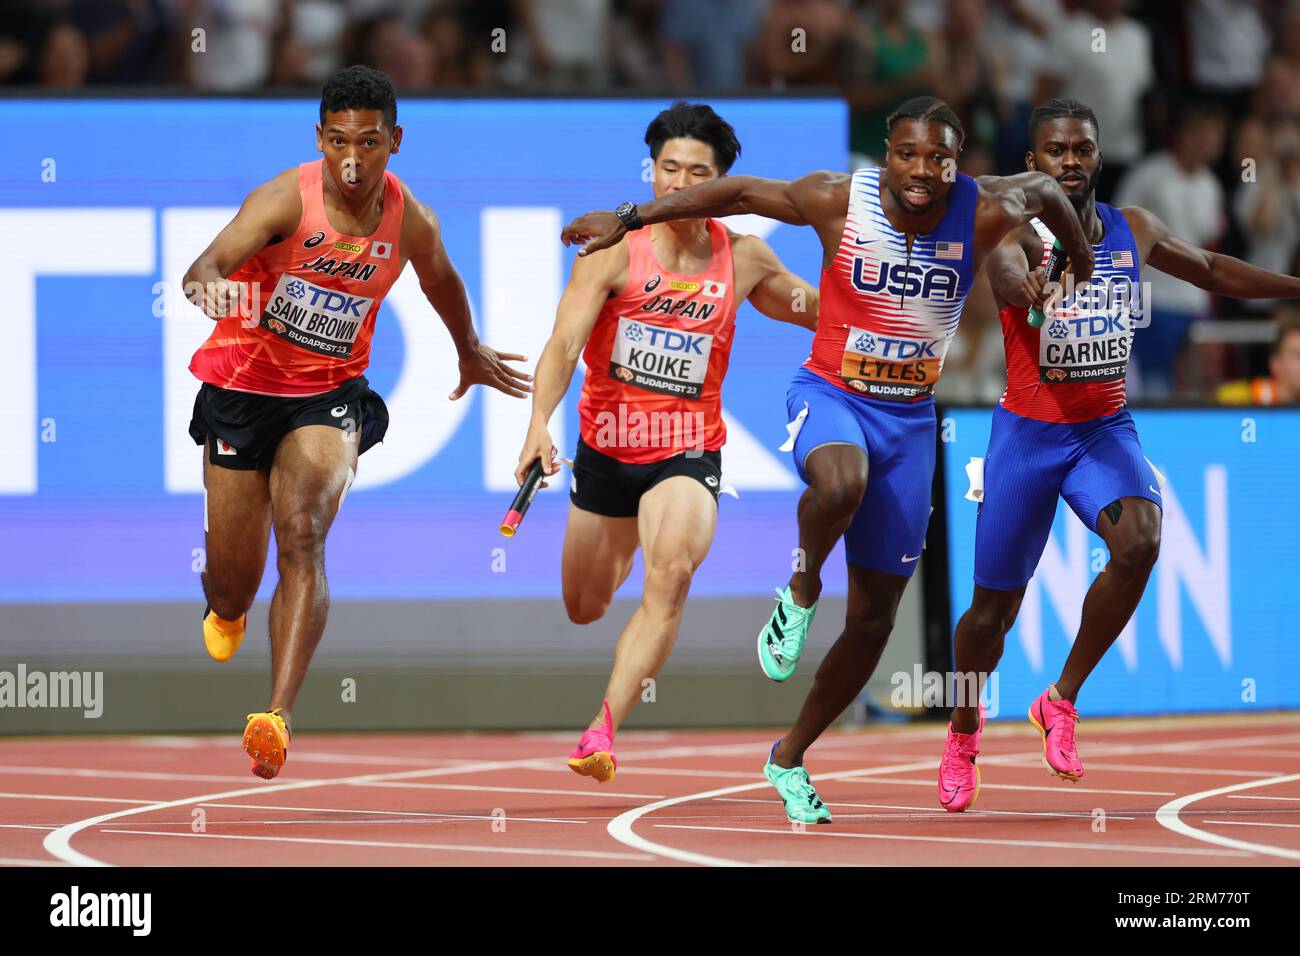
[
  {"xmin": 935, "ymin": 241, "xmax": 963, "ymax": 260},
  {"xmin": 1110, "ymin": 250, "xmax": 1134, "ymax": 268}
]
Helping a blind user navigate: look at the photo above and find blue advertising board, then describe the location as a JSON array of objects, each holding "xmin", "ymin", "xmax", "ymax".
[{"xmin": 942, "ymin": 407, "xmax": 1300, "ymax": 715}]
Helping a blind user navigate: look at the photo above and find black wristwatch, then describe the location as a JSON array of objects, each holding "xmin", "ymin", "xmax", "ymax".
[{"xmin": 614, "ymin": 201, "xmax": 644, "ymax": 231}]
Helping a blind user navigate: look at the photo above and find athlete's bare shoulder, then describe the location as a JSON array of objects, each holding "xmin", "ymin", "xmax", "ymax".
[
  {"xmin": 242, "ymin": 167, "xmax": 303, "ymax": 238},
  {"xmin": 1118, "ymin": 205, "xmax": 1167, "ymax": 261},
  {"xmin": 398, "ymin": 182, "xmax": 441, "ymax": 260},
  {"xmin": 570, "ymin": 233, "xmax": 629, "ymax": 295}
]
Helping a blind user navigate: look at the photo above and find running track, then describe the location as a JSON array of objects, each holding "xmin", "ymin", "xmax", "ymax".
[{"xmin": 2, "ymin": 713, "xmax": 1298, "ymax": 867}]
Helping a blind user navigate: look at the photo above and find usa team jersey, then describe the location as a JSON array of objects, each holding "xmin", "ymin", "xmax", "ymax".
[
  {"xmin": 807, "ymin": 165, "xmax": 978, "ymax": 401},
  {"xmin": 577, "ymin": 219, "xmax": 738, "ymax": 464},
  {"xmin": 190, "ymin": 160, "xmax": 406, "ymax": 396},
  {"xmin": 999, "ymin": 203, "xmax": 1142, "ymax": 422}
]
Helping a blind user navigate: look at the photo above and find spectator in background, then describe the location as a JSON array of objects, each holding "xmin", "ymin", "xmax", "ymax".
[
  {"xmin": 846, "ymin": 0, "xmax": 932, "ymax": 165},
  {"xmin": 1117, "ymin": 102, "xmax": 1228, "ymax": 398},
  {"xmin": 286, "ymin": 0, "xmax": 351, "ymax": 84},
  {"xmin": 1251, "ymin": 55, "xmax": 1300, "ymax": 127},
  {"xmin": 188, "ymin": 0, "xmax": 279, "ymax": 90},
  {"xmin": 987, "ymin": 0, "xmax": 1061, "ymax": 176},
  {"xmin": 68, "ymin": 0, "xmax": 188, "ymax": 84},
  {"xmin": 609, "ymin": 0, "xmax": 663, "ymax": 88},
  {"xmin": 1036, "ymin": 0, "xmax": 1153, "ymax": 202},
  {"xmin": 762, "ymin": 0, "xmax": 852, "ymax": 90},
  {"xmin": 1186, "ymin": 0, "xmax": 1270, "ymax": 119},
  {"xmin": 662, "ymin": 0, "xmax": 766, "ymax": 90},
  {"xmin": 1217, "ymin": 307, "xmax": 1300, "ymax": 405},
  {"xmin": 346, "ymin": 12, "xmax": 432, "ymax": 88},
  {"xmin": 38, "ymin": 20, "xmax": 90, "ymax": 89},
  {"xmin": 1274, "ymin": 0, "xmax": 1300, "ymax": 74},
  {"xmin": 1232, "ymin": 119, "xmax": 1300, "ymax": 314},
  {"xmin": 516, "ymin": 0, "xmax": 611, "ymax": 88},
  {"xmin": 932, "ymin": 0, "xmax": 999, "ymax": 154}
]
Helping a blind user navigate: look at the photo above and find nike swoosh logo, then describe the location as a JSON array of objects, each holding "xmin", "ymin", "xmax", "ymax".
[
  {"xmin": 901, "ymin": 554, "xmax": 921, "ymax": 563},
  {"xmin": 1149, "ymin": 485, "xmax": 1162, "ymax": 497},
  {"xmin": 854, "ymin": 235, "xmax": 877, "ymax": 245}
]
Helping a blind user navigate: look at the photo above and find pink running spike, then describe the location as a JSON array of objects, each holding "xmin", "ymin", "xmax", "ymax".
[
  {"xmin": 1029, "ymin": 687, "xmax": 1084, "ymax": 780},
  {"xmin": 938, "ymin": 703, "xmax": 985, "ymax": 812},
  {"xmin": 567, "ymin": 699, "xmax": 618, "ymax": 782}
]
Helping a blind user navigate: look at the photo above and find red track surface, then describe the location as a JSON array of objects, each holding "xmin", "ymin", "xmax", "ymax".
[{"xmin": 3, "ymin": 713, "xmax": 1298, "ymax": 867}]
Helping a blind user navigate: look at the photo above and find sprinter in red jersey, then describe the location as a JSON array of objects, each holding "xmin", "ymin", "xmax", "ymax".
[
  {"xmin": 183, "ymin": 67, "xmax": 531, "ymax": 778},
  {"xmin": 515, "ymin": 103, "xmax": 819, "ymax": 782},
  {"xmin": 937, "ymin": 99, "xmax": 1300, "ymax": 812}
]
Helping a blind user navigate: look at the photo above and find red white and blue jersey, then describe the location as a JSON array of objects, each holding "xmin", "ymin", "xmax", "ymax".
[
  {"xmin": 999, "ymin": 203, "xmax": 1143, "ymax": 422},
  {"xmin": 805, "ymin": 165, "xmax": 979, "ymax": 402}
]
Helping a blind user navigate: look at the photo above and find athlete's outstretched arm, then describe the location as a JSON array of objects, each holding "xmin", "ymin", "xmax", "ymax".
[
  {"xmin": 515, "ymin": 244, "xmax": 625, "ymax": 486},
  {"xmin": 561, "ymin": 171, "xmax": 850, "ymax": 257},
  {"xmin": 985, "ymin": 225, "xmax": 1051, "ymax": 312},
  {"xmin": 738, "ymin": 235, "xmax": 820, "ymax": 331},
  {"xmin": 976, "ymin": 172, "xmax": 1094, "ymax": 283},
  {"xmin": 1126, "ymin": 206, "xmax": 1300, "ymax": 299},
  {"xmin": 182, "ymin": 169, "xmax": 301, "ymax": 319},
  {"xmin": 404, "ymin": 193, "xmax": 533, "ymax": 400}
]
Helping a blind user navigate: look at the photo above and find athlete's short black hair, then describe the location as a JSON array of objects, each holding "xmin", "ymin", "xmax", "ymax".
[
  {"xmin": 645, "ymin": 101, "xmax": 741, "ymax": 173},
  {"xmin": 1029, "ymin": 98, "xmax": 1100, "ymax": 145},
  {"xmin": 886, "ymin": 96, "xmax": 965, "ymax": 147},
  {"xmin": 320, "ymin": 65, "xmax": 397, "ymax": 132}
]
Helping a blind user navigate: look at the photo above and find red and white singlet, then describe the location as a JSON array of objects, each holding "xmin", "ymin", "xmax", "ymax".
[{"xmin": 190, "ymin": 160, "xmax": 406, "ymax": 396}]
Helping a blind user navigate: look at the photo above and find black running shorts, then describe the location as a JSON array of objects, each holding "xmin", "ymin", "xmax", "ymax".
[
  {"xmin": 569, "ymin": 436, "xmax": 722, "ymax": 518},
  {"xmin": 189, "ymin": 375, "xmax": 390, "ymax": 471}
]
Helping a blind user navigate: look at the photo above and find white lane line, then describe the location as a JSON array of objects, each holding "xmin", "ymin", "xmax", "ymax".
[
  {"xmin": 0, "ymin": 857, "xmax": 73, "ymax": 866},
  {"xmin": 651, "ymin": 824, "xmax": 1248, "ymax": 858},
  {"xmin": 755, "ymin": 858, "xmax": 875, "ymax": 867},
  {"xmin": 991, "ymin": 761, "xmax": 1274, "ymax": 779},
  {"xmin": 0, "ymin": 765, "xmax": 252, "ymax": 784},
  {"xmin": 606, "ymin": 757, "xmax": 945, "ymax": 867},
  {"xmin": 1156, "ymin": 773, "xmax": 1300, "ymax": 861},
  {"xmin": 607, "ymin": 727, "xmax": 1289, "ymax": 866},
  {"xmin": 197, "ymin": 802, "xmax": 586, "ymax": 824},
  {"xmin": 1227, "ymin": 794, "xmax": 1300, "ymax": 802},
  {"xmin": 712, "ymin": 797, "xmax": 1137, "ymax": 821},
  {"xmin": 1201, "ymin": 820, "xmax": 1300, "ymax": 830},
  {"xmin": 353, "ymin": 781, "xmax": 668, "ymax": 800},
  {"xmin": 97, "ymin": 828, "xmax": 649, "ymax": 861},
  {"xmin": 835, "ymin": 777, "xmax": 1175, "ymax": 797},
  {"xmin": 0, "ymin": 792, "xmax": 156, "ymax": 805},
  {"xmin": 0, "ymin": 824, "xmax": 57, "ymax": 830},
  {"xmin": 41, "ymin": 739, "xmax": 776, "ymax": 867}
]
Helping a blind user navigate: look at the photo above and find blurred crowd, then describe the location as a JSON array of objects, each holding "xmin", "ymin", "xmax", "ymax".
[{"xmin": 3, "ymin": 0, "xmax": 1299, "ymax": 402}]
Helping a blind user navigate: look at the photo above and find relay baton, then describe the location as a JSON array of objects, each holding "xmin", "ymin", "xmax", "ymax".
[
  {"xmin": 500, "ymin": 458, "xmax": 546, "ymax": 537},
  {"xmin": 1028, "ymin": 240, "xmax": 1068, "ymax": 329}
]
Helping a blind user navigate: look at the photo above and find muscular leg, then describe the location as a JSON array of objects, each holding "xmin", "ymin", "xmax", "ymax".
[
  {"xmin": 561, "ymin": 504, "xmax": 638, "ymax": 625},
  {"xmin": 591, "ymin": 476, "xmax": 717, "ymax": 731},
  {"xmin": 201, "ymin": 441, "xmax": 272, "ymax": 621},
  {"xmin": 774, "ymin": 565, "xmax": 909, "ymax": 767},
  {"xmin": 1054, "ymin": 497, "xmax": 1161, "ymax": 702},
  {"xmin": 788, "ymin": 444, "xmax": 869, "ymax": 607},
  {"xmin": 950, "ymin": 585, "xmax": 1025, "ymax": 733},
  {"xmin": 264, "ymin": 425, "xmax": 358, "ymax": 728}
]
